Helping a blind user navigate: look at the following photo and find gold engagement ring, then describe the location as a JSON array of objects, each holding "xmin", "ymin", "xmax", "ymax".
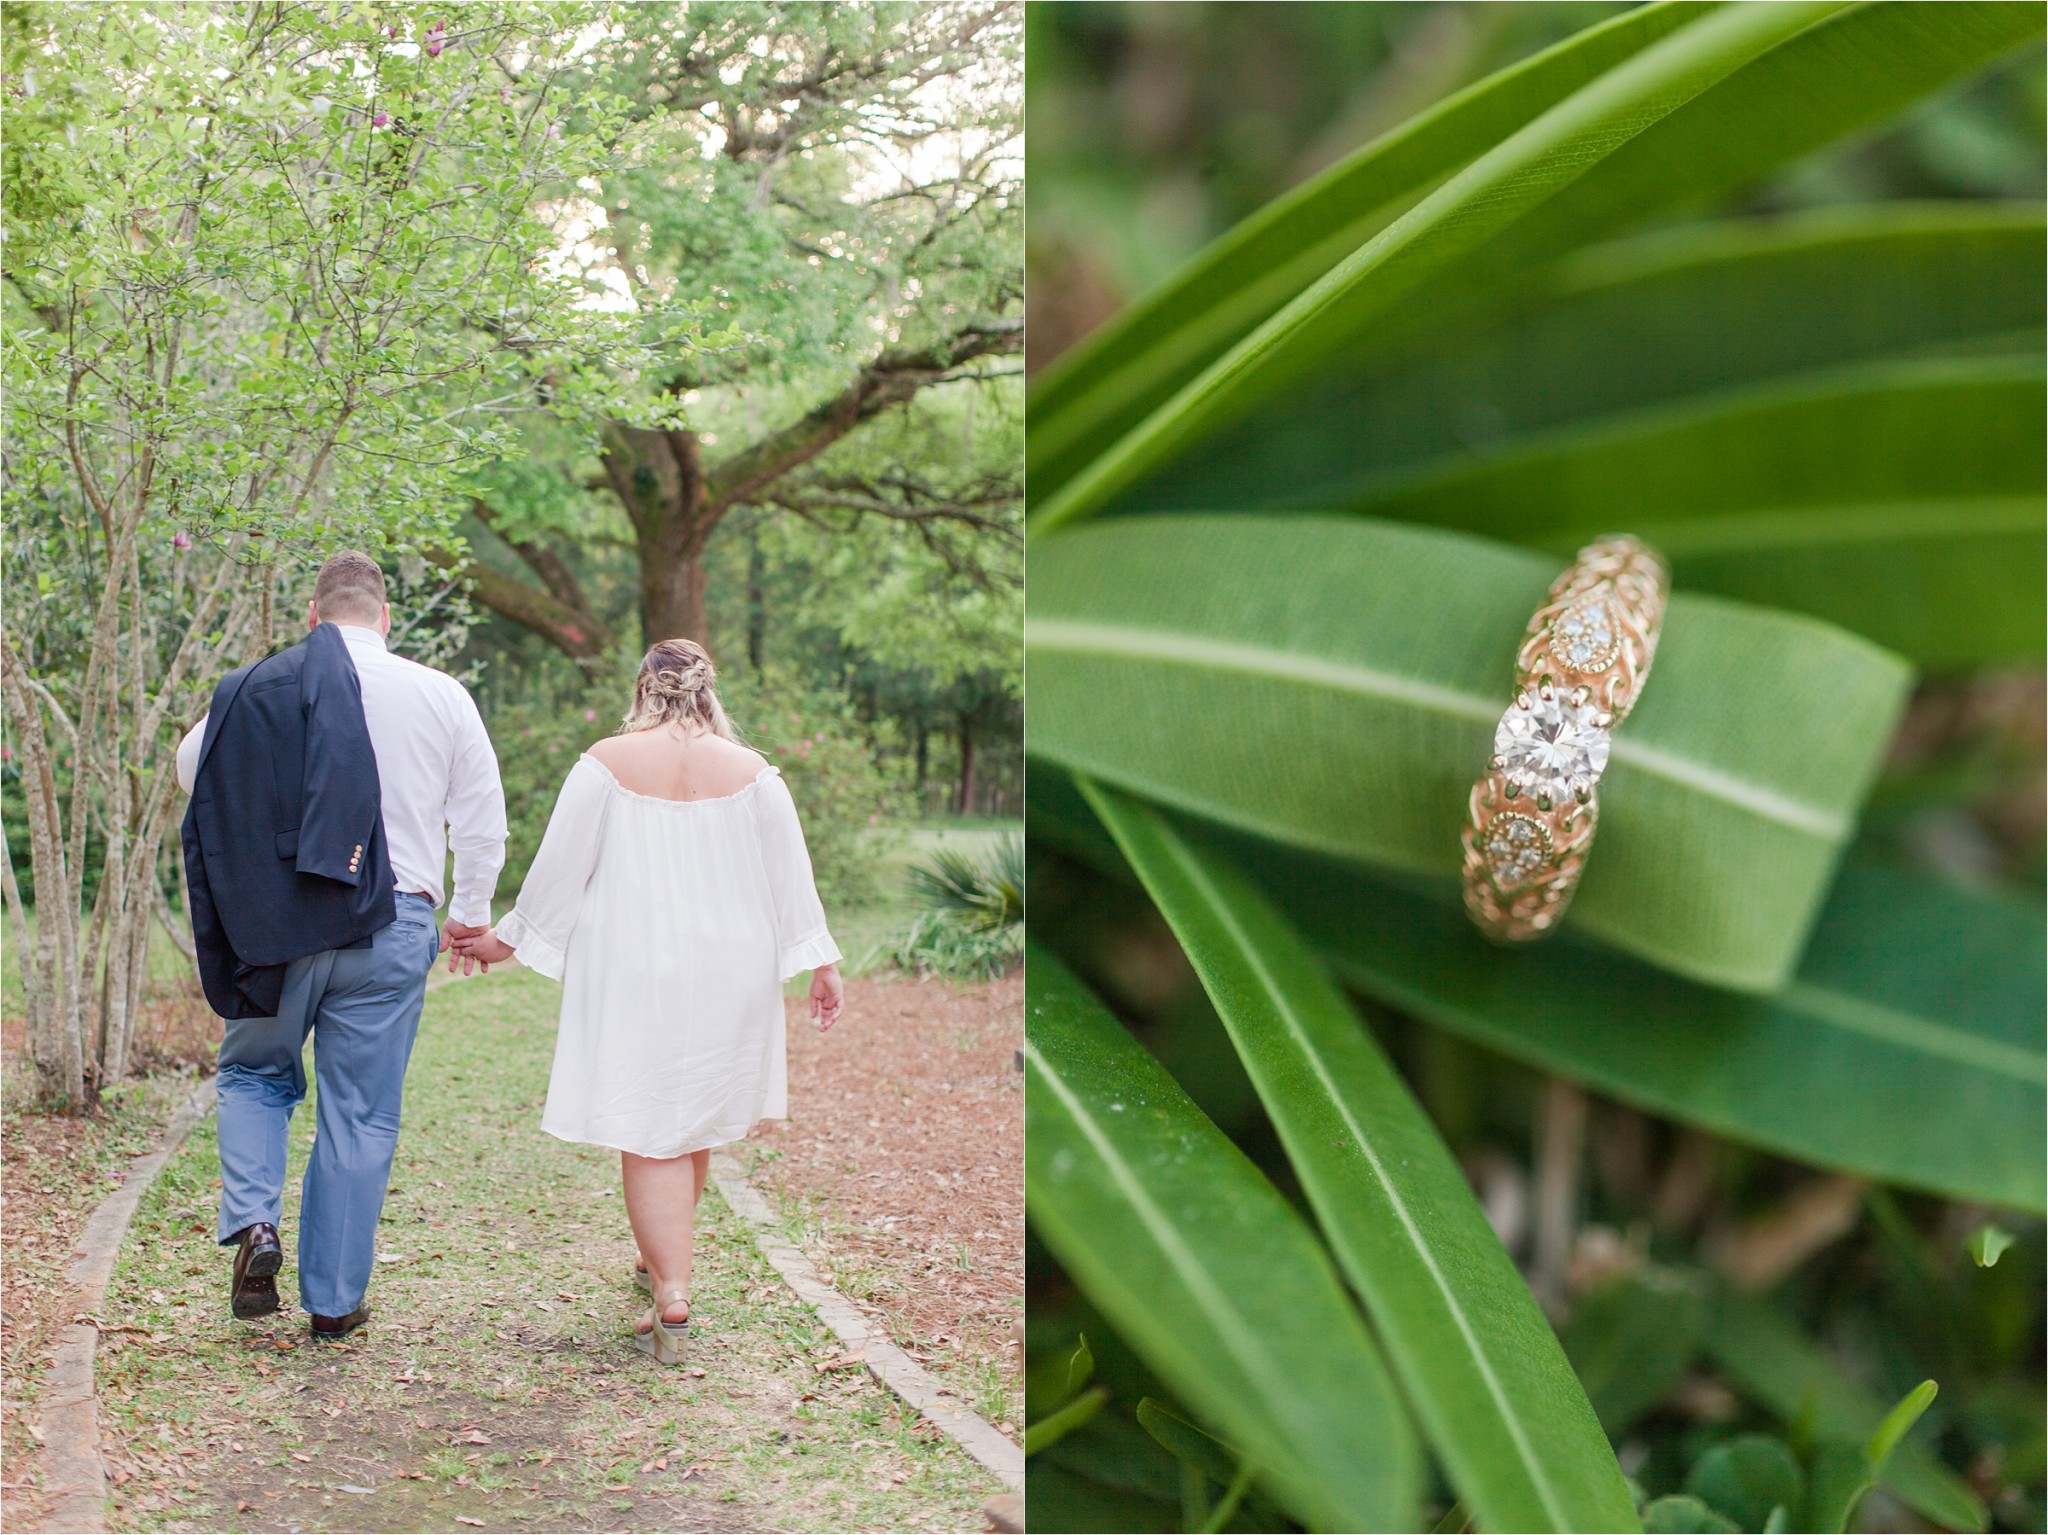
[{"xmin": 1461, "ymin": 535, "xmax": 1669, "ymax": 942}]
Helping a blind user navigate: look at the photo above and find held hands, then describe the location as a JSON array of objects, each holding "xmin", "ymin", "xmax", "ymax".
[
  {"xmin": 809, "ymin": 963, "xmax": 844, "ymax": 1032},
  {"xmin": 444, "ymin": 920, "xmax": 515, "ymax": 975}
]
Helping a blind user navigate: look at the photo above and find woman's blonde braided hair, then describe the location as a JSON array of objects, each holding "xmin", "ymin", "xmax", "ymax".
[{"xmin": 620, "ymin": 638, "xmax": 739, "ymax": 741}]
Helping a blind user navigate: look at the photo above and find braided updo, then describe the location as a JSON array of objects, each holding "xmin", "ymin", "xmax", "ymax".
[{"xmin": 620, "ymin": 638, "xmax": 739, "ymax": 740}]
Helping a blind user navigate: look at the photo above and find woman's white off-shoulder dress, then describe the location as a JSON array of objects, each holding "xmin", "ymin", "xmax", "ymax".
[{"xmin": 495, "ymin": 755, "xmax": 841, "ymax": 1159}]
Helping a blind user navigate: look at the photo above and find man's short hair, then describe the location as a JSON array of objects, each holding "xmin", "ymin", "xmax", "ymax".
[{"xmin": 313, "ymin": 551, "xmax": 387, "ymax": 624}]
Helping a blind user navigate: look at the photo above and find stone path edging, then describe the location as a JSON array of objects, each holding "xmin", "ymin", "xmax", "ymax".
[
  {"xmin": 708, "ymin": 1150, "xmax": 1025, "ymax": 1493},
  {"xmin": 39, "ymin": 1076, "xmax": 219, "ymax": 1535}
]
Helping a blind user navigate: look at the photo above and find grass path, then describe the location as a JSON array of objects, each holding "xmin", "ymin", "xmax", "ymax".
[{"xmin": 97, "ymin": 967, "xmax": 1006, "ymax": 1533}]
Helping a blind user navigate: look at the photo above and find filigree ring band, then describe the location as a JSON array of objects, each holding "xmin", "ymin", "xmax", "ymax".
[{"xmin": 1461, "ymin": 535, "xmax": 1668, "ymax": 942}]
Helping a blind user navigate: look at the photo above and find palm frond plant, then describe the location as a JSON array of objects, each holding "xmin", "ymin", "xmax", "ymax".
[
  {"xmin": 874, "ymin": 834, "xmax": 1024, "ymax": 980},
  {"xmin": 1024, "ymin": 5, "xmax": 2045, "ymax": 1532},
  {"xmin": 907, "ymin": 834, "xmax": 1026, "ymax": 933}
]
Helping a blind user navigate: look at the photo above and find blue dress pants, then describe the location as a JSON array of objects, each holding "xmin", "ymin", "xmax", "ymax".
[{"xmin": 214, "ymin": 893, "xmax": 439, "ymax": 1317}]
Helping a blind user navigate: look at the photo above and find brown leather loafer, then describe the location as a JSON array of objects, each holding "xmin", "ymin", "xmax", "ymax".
[
  {"xmin": 309, "ymin": 1304, "xmax": 370, "ymax": 1340},
  {"xmin": 230, "ymin": 1222, "xmax": 283, "ymax": 1320}
]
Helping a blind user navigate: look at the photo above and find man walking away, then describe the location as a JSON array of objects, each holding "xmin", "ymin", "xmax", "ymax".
[{"xmin": 177, "ymin": 551, "xmax": 507, "ymax": 1338}]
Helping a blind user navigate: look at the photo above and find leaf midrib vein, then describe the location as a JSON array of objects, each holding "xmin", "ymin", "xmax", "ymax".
[
  {"xmin": 1781, "ymin": 981, "xmax": 2045, "ymax": 1086},
  {"xmin": 1029, "ymin": 618, "xmax": 1848, "ymax": 839},
  {"xmin": 1155, "ymin": 824, "xmax": 1572, "ymax": 1530},
  {"xmin": 1023, "ymin": 1037, "xmax": 1325, "ymax": 1466}
]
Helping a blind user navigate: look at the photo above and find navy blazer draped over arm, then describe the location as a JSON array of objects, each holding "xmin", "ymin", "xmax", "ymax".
[{"xmin": 181, "ymin": 623, "xmax": 396, "ymax": 1019}]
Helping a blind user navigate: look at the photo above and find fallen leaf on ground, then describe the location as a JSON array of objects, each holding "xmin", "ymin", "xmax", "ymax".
[
  {"xmin": 458, "ymin": 1519, "xmax": 485, "ymax": 1527},
  {"xmin": 289, "ymin": 1453, "xmax": 313, "ymax": 1463},
  {"xmin": 454, "ymin": 1429, "xmax": 492, "ymax": 1445}
]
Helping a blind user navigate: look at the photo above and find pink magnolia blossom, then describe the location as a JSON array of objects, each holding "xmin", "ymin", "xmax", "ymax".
[
  {"xmin": 372, "ymin": 111, "xmax": 389, "ymax": 128},
  {"xmin": 172, "ymin": 530, "xmax": 192, "ymax": 550},
  {"xmin": 583, "ymin": 709, "xmax": 597, "ymax": 721},
  {"xmin": 424, "ymin": 20, "xmax": 446, "ymax": 57}
]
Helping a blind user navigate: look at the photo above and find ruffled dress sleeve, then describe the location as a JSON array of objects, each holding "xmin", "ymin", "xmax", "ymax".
[
  {"xmin": 496, "ymin": 756, "xmax": 614, "ymax": 981},
  {"xmin": 751, "ymin": 768, "xmax": 841, "ymax": 981}
]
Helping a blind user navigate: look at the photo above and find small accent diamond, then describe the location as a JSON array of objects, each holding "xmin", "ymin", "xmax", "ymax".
[
  {"xmin": 1483, "ymin": 812, "xmax": 1551, "ymax": 892},
  {"xmin": 1495, "ymin": 689, "xmax": 1610, "ymax": 805},
  {"xmin": 1551, "ymin": 596, "xmax": 1620, "ymax": 673}
]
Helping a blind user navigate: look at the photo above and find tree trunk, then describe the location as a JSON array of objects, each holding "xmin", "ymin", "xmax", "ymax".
[
  {"xmin": 600, "ymin": 421, "xmax": 719, "ymax": 650},
  {"xmin": 955, "ymin": 714, "xmax": 976, "ymax": 816},
  {"xmin": 457, "ymin": 321, "xmax": 1022, "ymax": 667},
  {"xmin": 1, "ymin": 635, "xmax": 85, "ymax": 1104},
  {"xmin": 745, "ymin": 525, "xmax": 766, "ymax": 672}
]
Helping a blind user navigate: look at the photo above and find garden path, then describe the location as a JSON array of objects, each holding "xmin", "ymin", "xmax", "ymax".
[{"xmin": 94, "ymin": 967, "xmax": 1008, "ymax": 1534}]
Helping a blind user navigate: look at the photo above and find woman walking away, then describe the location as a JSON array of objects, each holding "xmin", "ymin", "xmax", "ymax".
[{"xmin": 451, "ymin": 639, "xmax": 844, "ymax": 1362}]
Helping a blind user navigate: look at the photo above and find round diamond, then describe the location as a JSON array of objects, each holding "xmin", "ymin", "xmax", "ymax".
[
  {"xmin": 1551, "ymin": 597, "xmax": 1619, "ymax": 673},
  {"xmin": 1495, "ymin": 690, "xmax": 1609, "ymax": 804},
  {"xmin": 1484, "ymin": 812, "xmax": 1551, "ymax": 891}
]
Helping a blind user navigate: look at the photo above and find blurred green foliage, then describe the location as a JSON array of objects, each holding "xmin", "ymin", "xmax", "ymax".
[
  {"xmin": 1024, "ymin": 5, "xmax": 2046, "ymax": 1532},
  {"xmin": 1027, "ymin": 0, "xmax": 2044, "ymax": 361}
]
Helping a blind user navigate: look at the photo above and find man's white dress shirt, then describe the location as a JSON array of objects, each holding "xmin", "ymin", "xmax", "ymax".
[{"xmin": 177, "ymin": 625, "xmax": 507, "ymax": 927}]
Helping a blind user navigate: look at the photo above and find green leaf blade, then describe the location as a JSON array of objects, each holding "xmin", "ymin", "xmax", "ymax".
[
  {"xmin": 1078, "ymin": 782, "xmax": 1640, "ymax": 1533},
  {"xmin": 1124, "ymin": 203, "xmax": 2046, "ymax": 527},
  {"xmin": 1026, "ymin": 765, "xmax": 2046, "ymax": 1210},
  {"xmin": 1029, "ymin": 3, "xmax": 2042, "ymax": 540},
  {"xmin": 1343, "ymin": 358, "xmax": 2046, "ymax": 667},
  {"xmin": 1030, "ymin": 1, "xmax": 1856, "ymax": 536},
  {"xmin": 1866, "ymin": 1380, "xmax": 1939, "ymax": 1471},
  {"xmin": 1263, "ymin": 839, "xmax": 2044, "ymax": 1212},
  {"xmin": 1028, "ymin": 514, "xmax": 1913, "ymax": 990},
  {"xmin": 1024, "ymin": 942, "xmax": 1421, "ymax": 1531},
  {"xmin": 1025, "ymin": 0, "xmax": 1706, "ymax": 503}
]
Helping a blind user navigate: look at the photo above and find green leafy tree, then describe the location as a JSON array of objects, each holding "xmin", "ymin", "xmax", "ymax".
[
  {"xmin": 442, "ymin": 1, "xmax": 1024, "ymax": 659},
  {"xmin": 1, "ymin": 2, "xmax": 688, "ymax": 1105}
]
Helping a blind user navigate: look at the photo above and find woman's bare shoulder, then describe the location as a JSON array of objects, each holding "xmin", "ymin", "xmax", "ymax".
[
  {"xmin": 698, "ymin": 737, "xmax": 772, "ymax": 790},
  {"xmin": 583, "ymin": 734, "xmax": 641, "ymax": 769},
  {"xmin": 586, "ymin": 730, "xmax": 769, "ymax": 798},
  {"xmin": 710, "ymin": 738, "xmax": 771, "ymax": 773}
]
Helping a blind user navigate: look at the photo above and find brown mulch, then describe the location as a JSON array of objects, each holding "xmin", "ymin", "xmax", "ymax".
[
  {"xmin": 747, "ymin": 970, "xmax": 1024, "ymax": 1437},
  {"xmin": 0, "ymin": 984, "xmax": 217, "ymax": 1531}
]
